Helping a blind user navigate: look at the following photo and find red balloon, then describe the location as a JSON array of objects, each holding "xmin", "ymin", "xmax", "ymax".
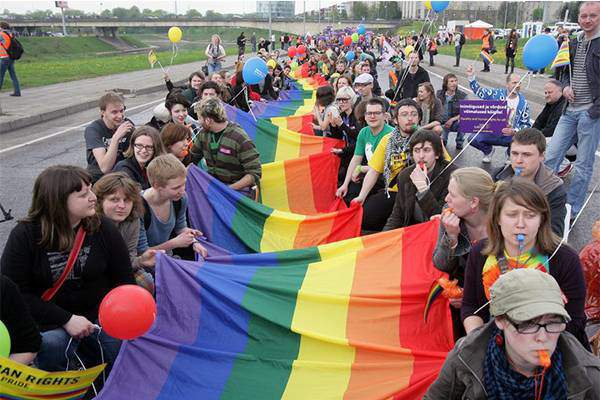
[
  {"xmin": 343, "ymin": 36, "xmax": 352, "ymax": 46},
  {"xmin": 99, "ymin": 285, "xmax": 156, "ymax": 340},
  {"xmin": 287, "ymin": 46, "xmax": 297, "ymax": 58},
  {"xmin": 297, "ymin": 45, "xmax": 307, "ymax": 55}
]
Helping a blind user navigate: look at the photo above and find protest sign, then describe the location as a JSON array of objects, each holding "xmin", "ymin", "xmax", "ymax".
[
  {"xmin": 0, "ymin": 356, "xmax": 105, "ymax": 400},
  {"xmin": 459, "ymin": 100, "xmax": 508, "ymax": 136}
]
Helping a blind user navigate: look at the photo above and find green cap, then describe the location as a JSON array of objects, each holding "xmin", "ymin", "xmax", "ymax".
[{"xmin": 489, "ymin": 269, "xmax": 571, "ymax": 323}]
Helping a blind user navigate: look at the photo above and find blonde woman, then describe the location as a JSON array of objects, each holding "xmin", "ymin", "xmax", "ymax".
[{"xmin": 205, "ymin": 34, "xmax": 226, "ymax": 74}]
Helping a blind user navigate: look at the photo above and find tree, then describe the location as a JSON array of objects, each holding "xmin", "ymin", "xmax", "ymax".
[
  {"xmin": 352, "ymin": 2, "xmax": 369, "ymax": 20},
  {"xmin": 532, "ymin": 8, "xmax": 543, "ymax": 22},
  {"xmin": 185, "ymin": 9, "xmax": 202, "ymax": 18},
  {"xmin": 100, "ymin": 9, "xmax": 112, "ymax": 18},
  {"xmin": 128, "ymin": 6, "xmax": 141, "ymax": 19},
  {"xmin": 559, "ymin": 2, "xmax": 582, "ymax": 23},
  {"xmin": 340, "ymin": 9, "xmax": 348, "ymax": 19}
]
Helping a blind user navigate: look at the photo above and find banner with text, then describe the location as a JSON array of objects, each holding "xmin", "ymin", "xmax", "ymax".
[{"xmin": 459, "ymin": 100, "xmax": 508, "ymax": 136}]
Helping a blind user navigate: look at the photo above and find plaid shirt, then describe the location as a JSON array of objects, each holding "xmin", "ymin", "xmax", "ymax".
[{"xmin": 190, "ymin": 122, "xmax": 261, "ymax": 186}]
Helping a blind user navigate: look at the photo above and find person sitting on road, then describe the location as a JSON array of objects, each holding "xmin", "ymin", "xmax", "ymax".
[
  {"xmin": 350, "ymin": 99, "xmax": 421, "ymax": 231},
  {"xmin": 414, "ymin": 82, "xmax": 444, "ymax": 136},
  {"xmin": 461, "ymin": 179, "xmax": 589, "ymax": 349},
  {"xmin": 163, "ymin": 70, "xmax": 205, "ymax": 103},
  {"xmin": 533, "ymin": 79, "xmax": 575, "ymax": 178},
  {"xmin": 313, "ymin": 85, "xmax": 337, "ymax": 137},
  {"xmin": 353, "ymin": 73, "xmax": 390, "ymax": 127},
  {"xmin": 360, "ymin": 60, "xmax": 382, "ymax": 96},
  {"xmin": 85, "ymin": 91, "xmax": 134, "ymax": 183},
  {"xmin": 137, "ymin": 154, "xmax": 207, "ymax": 258},
  {"xmin": 493, "ymin": 128, "xmax": 567, "ymax": 236},
  {"xmin": 437, "ymin": 73, "xmax": 468, "ymax": 150},
  {"xmin": 0, "ymin": 275, "xmax": 41, "ymax": 365},
  {"xmin": 466, "ymin": 64, "xmax": 532, "ymax": 163},
  {"xmin": 198, "ymin": 80, "xmax": 222, "ymax": 101},
  {"xmin": 165, "ymin": 92, "xmax": 192, "ymax": 127},
  {"xmin": 384, "ymin": 129, "xmax": 456, "ymax": 230},
  {"xmin": 147, "ymin": 102, "xmax": 171, "ymax": 132},
  {"xmin": 0, "ymin": 166, "xmax": 135, "ymax": 372},
  {"xmin": 113, "ymin": 126, "xmax": 165, "ymax": 190},
  {"xmin": 160, "ymin": 122, "xmax": 192, "ymax": 166},
  {"xmin": 93, "ymin": 172, "xmax": 157, "ymax": 293},
  {"xmin": 425, "ymin": 268, "xmax": 600, "ymax": 399},
  {"xmin": 386, "ymin": 52, "xmax": 430, "ymax": 102},
  {"xmin": 190, "ymin": 98, "xmax": 261, "ymax": 198},
  {"xmin": 209, "ymin": 72, "xmax": 233, "ymax": 103},
  {"xmin": 432, "ymin": 167, "xmax": 495, "ymax": 342}
]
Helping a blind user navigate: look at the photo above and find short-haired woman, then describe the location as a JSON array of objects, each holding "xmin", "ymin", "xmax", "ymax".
[
  {"xmin": 462, "ymin": 179, "xmax": 589, "ymax": 349},
  {"xmin": 328, "ymin": 86, "xmax": 361, "ymax": 184},
  {"xmin": 160, "ymin": 122, "xmax": 192, "ymax": 166},
  {"xmin": 0, "ymin": 166, "xmax": 135, "ymax": 371},
  {"xmin": 433, "ymin": 167, "xmax": 496, "ymax": 341},
  {"xmin": 113, "ymin": 126, "xmax": 165, "ymax": 189},
  {"xmin": 93, "ymin": 172, "xmax": 157, "ymax": 293}
]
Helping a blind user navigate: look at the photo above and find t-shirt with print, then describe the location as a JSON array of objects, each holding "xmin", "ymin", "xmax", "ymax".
[
  {"xmin": 84, "ymin": 118, "xmax": 131, "ymax": 182},
  {"xmin": 368, "ymin": 133, "xmax": 412, "ymax": 192},
  {"xmin": 354, "ymin": 123, "xmax": 394, "ymax": 161},
  {"xmin": 506, "ymin": 96, "xmax": 519, "ymax": 128}
]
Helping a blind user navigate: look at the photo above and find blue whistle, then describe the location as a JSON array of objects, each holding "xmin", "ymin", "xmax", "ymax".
[
  {"xmin": 514, "ymin": 167, "xmax": 522, "ymax": 176},
  {"xmin": 516, "ymin": 233, "xmax": 525, "ymax": 250}
]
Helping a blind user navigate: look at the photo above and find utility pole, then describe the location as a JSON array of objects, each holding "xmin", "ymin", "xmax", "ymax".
[
  {"xmin": 503, "ymin": 2, "xmax": 508, "ymax": 29},
  {"xmin": 268, "ymin": 1, "xmax": 272, "ymax": 42},
  {"xmin": 515, "ymin": 2, "xmax": 519, "ymax": 30},
  {"xmin": 303, "ymin": 0, "xmax": 306, "ymax": 36},
  {"xmin": 60, "ymin": 7, "xmax": 67, "ymax": 36},
  {"xmin": 318, "ymin": 0, "xmax": 321, "ymax": 30}
]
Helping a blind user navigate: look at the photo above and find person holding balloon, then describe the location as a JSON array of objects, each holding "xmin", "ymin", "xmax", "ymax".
[
  {"xmin": 0, "ymin": 165, "xmax": 136, "ymax": 371},
  {"xmin": 205, "ymin": 34, "xmax": 226, "ymax": 75}
]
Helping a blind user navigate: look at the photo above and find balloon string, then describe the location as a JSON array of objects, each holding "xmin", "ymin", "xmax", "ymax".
[{"xmin": 170, "ymin": 43, "xmax": 178, "ymax": 66}]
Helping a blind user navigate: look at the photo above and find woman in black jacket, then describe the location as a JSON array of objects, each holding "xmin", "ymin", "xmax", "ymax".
[
  {"xmin": 113, "ymin": 126, "xmax": 165, "ymax": 189},
  {"xmin": 0, "ymin": 166, "xmax": 135, "ymax": 372},
  {"xmin": 505, "ymin": 29, "xmax": 518, "ymax": 74}
]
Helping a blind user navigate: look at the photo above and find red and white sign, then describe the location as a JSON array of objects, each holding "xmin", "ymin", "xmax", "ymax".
[{"xmin": 55, "ymin": 1, "xmax": 68, "ymax": 9}]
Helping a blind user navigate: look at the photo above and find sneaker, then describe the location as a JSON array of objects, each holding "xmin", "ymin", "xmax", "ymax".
[
  {"xmin": 558, "ymin": 162, "xmax": 574, "ymax": 178},
  {"xmin": 482, "ymin": 148, "xmax": 495, "ymax": 163},
  {"xmin": 9, "ymin": 93, "xmax": 21, "ymax": 97}
]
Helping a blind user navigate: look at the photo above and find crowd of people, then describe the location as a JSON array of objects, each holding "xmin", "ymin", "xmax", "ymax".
[{"xmin": 1, "ymin": 1, "xmax": 599, "ymax": 398}]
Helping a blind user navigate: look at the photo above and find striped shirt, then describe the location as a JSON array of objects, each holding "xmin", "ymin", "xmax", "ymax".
[
  {"xmin": 190, "ymin": 122, "xmax": 261, "ymax": 186},
  {"xmin": 571, "ymin": 38, "xmax": 593, "ymax": 107}
]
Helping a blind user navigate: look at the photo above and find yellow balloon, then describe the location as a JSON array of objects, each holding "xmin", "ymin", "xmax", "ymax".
[
  {"xmin": 168, "ymin": 27, "xmax": 182, "ymax": 43},
  {"xmin": 267, "ymin": 59, "xmax": 277, "ymax": 69},
  {"xmin": 424, "ymin": 0, "xmax": 432, "ymax": 10}
]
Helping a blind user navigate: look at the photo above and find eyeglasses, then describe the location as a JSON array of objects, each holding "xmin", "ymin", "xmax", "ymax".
[
  {"xmin": 134, "ymin": 143, "xmax": 155, "ymax": 152},
  {"xmin": 507, "ymin": 317, "xmax": 566, "ymax": 334},
  {"xmin": 336, "ymin": 98, "xmax": 351, "ymax": 103},
  {"xmin": 365, "ymin": 111, "xmax": 383, "ymax": 117}
]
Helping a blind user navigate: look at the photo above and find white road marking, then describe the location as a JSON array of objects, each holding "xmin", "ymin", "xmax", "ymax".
[{"xmin": 0, "ymin": 98, "xmax": 163, "ymax": 155}]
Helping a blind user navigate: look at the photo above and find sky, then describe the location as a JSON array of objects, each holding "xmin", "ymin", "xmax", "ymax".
[{"xmin": 2, "ymin": 1, "xmax": 342, "ymax": 15}]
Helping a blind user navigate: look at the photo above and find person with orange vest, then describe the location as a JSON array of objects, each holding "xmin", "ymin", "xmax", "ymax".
[
  {"xmin": 427, "ymin": 36, "xmax": 438, "ymax": 67},
  {"xmin": 0, "ymin": 21, "xmax": 21, "ymax": 96},
  {"xmin": 480, "ymin": 28, "xmax": 495, "ymax": 73}
]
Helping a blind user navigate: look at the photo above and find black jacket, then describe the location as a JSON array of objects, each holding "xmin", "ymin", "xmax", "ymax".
[
  {"xmin": 533, "ymin": 96, "xmax": 567, "ymax": 137},
  {"xmin": 114, "ymin": 157, "xmax": 150, "ymax": 190},
  {"xmin": 0, "ymin": 217, "xmax": 135, "ymax": 331},
  {"xmin": 436, "ymin": 89, "xmax": 468, "ymax": 121},
  {"xmin": 383, "ymin": 160, "xmax": 456, "ymax": 230},
  {"xmin": 395, "ymin": 66, "xmax": 430, "ymax": 101}
]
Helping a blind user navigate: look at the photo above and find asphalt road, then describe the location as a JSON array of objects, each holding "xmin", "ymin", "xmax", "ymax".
[{"xmin": 0, "ymin": 66, "xmax": 598, "ymax": 253}]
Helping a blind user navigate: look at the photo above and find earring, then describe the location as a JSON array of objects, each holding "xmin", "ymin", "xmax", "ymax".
[{"xmin": 495, "ymin": 332, "xmax": 504, "ymax": 347}]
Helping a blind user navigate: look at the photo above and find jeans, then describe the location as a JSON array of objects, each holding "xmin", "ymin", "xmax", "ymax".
[
  {"xmin": 442, "ymin": 120, "xmax": 463, "ymax": 147},
  {"xmin": 207, "ymin": 61, "xmax": 222, "ymax": 75},
  {"xmin": 505, "ymin": 55, "xmax": 515, "ymax": 74},
  {"xmin": 468, "ymin": 132, "xmax": 512, "ymax": 155},
  {"xmin": 0, "ymin": 58, "xmax": 21, "ymax": 95},
  {"xmin": 545, "ymin": 109, "xmax": 600, "ymax": 216},
  {"xmin": 454, "ymin": 46, "xmax": 462, "ymax": 66},
  {"xmin": 35, "ymin": 326, "xmax": 121, "ymax": 372}
]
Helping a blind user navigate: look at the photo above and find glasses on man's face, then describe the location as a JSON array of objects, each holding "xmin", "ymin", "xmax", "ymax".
[
  {"xmin": 336, "ymin": 98, "xmax": 350, "ymax": 103},
  {"xmin": 397, "ymin": 112, "xmax": 420, "ymax": 118},
  {"xmin": 507, "ymin": 317, "xmax": 566, "ymax": 334},
  {"xmin": 365, "ymin": 111, "xmax": 383, "ymax": 117},
  {"xmin": 134, "ymin": 143, "xmax": 155, "ymax": 152}
]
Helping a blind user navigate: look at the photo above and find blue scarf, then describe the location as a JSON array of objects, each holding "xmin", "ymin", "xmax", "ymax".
[{"xmin": 483, "ymin": 327, "xmax": 568, "ymax": 400}]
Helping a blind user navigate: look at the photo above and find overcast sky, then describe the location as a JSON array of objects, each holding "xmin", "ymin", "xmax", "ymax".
[{"xmin": 2, "ymin": 1, "xmax": 342, "ymax": 15}]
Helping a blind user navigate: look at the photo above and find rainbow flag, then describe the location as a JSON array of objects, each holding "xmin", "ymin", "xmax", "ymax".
[
  {"xmin": 261, "ymin": 151, "xmax": 345, "ymax": 214},
  {"xmin": 224, "ymin": 104, "xmax": 343, "ymax": 163},
  {"xmin": 251, "ymin": 98, "xmax": 316, "ymax": 118},
  {"xmin": 479, "ymin": 50, "xmax": 494, "ymax": 64},
  {"xmin": 95, "ymin": 221, "xmax": 453, "ymax": 400},
  {"xmin": 0, "ymin": 356, "xmax": 105, "ymax": 399},
  {"xmin": 186, "ymin": 166, "xmax": 362, "ymax": 253},
  {"xmin": 551, "ymin": 40, "xmax": 570, "ymax": 69},
  {"xmin": 277, "ymin": 89, "xmax": 316, "ymax": 101},
  {"xmin": 269, "ymin": 114, "xmax": 315, "ymax": 135}
]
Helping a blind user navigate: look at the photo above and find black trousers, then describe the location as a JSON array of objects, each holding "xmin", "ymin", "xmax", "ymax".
[{"xmin": 361, "ymin": 189, "xmax": 396, "ymax": 232}]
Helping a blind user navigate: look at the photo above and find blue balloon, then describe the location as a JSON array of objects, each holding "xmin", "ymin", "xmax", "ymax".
[
  {"xmin": 345, "ymin": 51, "xmax": 355, "ymax": 61},
  {"xmin": 357, "ymin": 24, "xmax": 366, "ymax": 35},
  {"xmin": 431, "ymin": 1, "xmax": 450, "ymax": 12},
  {"xmin": 242, "ymin": 57, "xmax": 268, "ymax": 85},
  {"xmin": 522, "ymin": 34, "xmax": 558, "ymax": 71}
]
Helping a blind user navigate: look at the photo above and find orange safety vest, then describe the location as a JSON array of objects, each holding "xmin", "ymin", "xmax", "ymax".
[
  {"xmin": 481, "ymin": 34, "xmax": 490, "ymax": 51},
  {"xmin": 0, "ymin": 31, "xmax": 11, "ymax": 58}
]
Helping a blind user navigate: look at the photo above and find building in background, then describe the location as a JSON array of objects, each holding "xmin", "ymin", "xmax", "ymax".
[{"xmin": 256, "ymin": 1, "xmax": 294, "ymax": 19}]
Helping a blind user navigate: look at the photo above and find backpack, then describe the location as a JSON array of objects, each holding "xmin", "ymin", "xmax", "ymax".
[
  {"xmin": 459, "ymin": 34, "xmax": 466, "ymax": 46},
  {"xmin": 2, "ymin": 33, "xmax": 24, "ymax": 60},
  {"xmin": 142, "ymin": 196, "xmax": 183, "ymax": 231}
]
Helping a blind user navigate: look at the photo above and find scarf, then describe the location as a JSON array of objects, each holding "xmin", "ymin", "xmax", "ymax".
[
  {"xmin": 484, "ymin": 326, "xmax": 568, "ymax": 400},
  {"xmin": 383, "ymin": 128, "xmax": 412, "ymax": 197},
  {"xmin": 482, "ymin": 251, "xmax": 549, "ymax": 300}
]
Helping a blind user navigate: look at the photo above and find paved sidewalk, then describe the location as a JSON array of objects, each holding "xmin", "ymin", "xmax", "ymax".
[
  {"xmin": 424, "ymin": 52, "xmax": 548, "ymax": 116},
  {"xmin": 0, "ymin": 55, "xmax": 239, "ymax": 134}
]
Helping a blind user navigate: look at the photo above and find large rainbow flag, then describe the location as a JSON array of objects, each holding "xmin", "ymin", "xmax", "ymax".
[
  {"xmin": 96, "ymin": 220, "xmax": 453, "ymax": 400},
  {"xmin": 186, "ymin": 166, "xmax": 362, "ymax": 253},
  {"xmin": 250, "ymin": 98, "xmax": 315, "ymax": 118},
  {"xmin": 269, "ymin": 114, "xmax": 315, "ymax": 136},
  {"xmin": 261, "ymin": 151, "xmax": 345, "ymax": 214},
  {"xmin": 224, "ymin": 104, "xmax": 342, "ymax": 163}
]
